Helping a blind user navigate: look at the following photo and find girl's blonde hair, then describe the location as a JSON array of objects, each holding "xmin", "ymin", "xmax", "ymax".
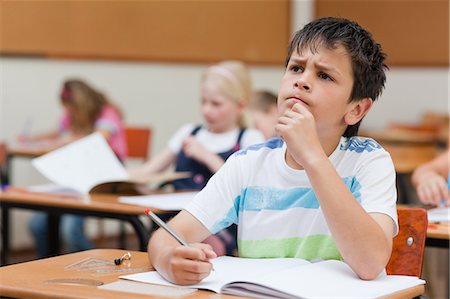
[
  {"xmin": 60, "ymin": 79, "xmax": 122, "ymax": 134},
  {"xmin": 202, "ymin": 60, "xmax": 252, "ymax": 127}
]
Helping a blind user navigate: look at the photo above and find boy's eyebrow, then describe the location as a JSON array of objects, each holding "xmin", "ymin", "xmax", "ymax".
[{"xmin": 288, "ymin": 57, "xmax": 342, "ymax": 77}]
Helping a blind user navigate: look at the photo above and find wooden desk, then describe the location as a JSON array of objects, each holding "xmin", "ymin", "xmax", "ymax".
[
  {"xmin": 4, "ymin": 143, "xmax": 55, "ymax": 185},
  {"xmin": 426, "ymin": 222, "xmax": 450, "ymax": 248},
  {"xmin": 0, "ymin": 249, "xmax": 424, "ymax": 299},
  {"xmin": 381, "ymin": 143, "xmax": 438, "ymax": 174},
  {"xmin": 0, "ymin": 191, "xmax": 159, "ymax": 265},
  {"xmin": 362, "ymin": 128, "xmax": 439, "ymax": 146}
]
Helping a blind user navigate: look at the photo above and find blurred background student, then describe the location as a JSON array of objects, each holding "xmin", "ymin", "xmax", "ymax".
[
  {"xmin": 412, "ymin": 148, "xmax": 450, "ymax": 206},
  {"xmin": 248, "ymin": 90, "xmax": 278, "ymax": 140},
  {"xmin": 27, "ymin": 79, "xmax": 127, "ymax": 257},
  {"xmin": 128, "ymin": 61, "xmax": 265, "ymax": 255}
]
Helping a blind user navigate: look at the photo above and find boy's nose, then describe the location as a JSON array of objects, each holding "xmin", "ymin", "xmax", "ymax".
[{"xmin": 294, "ymin": 79, "xmax": 311, "ymax": 91}]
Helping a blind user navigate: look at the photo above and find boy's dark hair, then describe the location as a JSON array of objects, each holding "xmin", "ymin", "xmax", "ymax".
[{"xmin": 286, "ymin": 17, "xmax": 388, "ymax": 137}]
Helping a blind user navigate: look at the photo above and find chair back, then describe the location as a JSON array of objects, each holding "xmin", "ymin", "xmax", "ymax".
[
  {"xmin": 386, "ymin": 207, "xmax": 428, "ymax": 277},
  {"xmin": 0, "ymin": 143, "xmax": 7, "ymax": 185},
  {"xmin": 125, "ymin": 127, "xmax": 152, "ymax": 160}
]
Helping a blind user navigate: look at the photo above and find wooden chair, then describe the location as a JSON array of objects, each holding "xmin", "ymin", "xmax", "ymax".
[
  {"xmin": 386, "ymin": 207, "xmax": 428, "ymax": 277},
  {"xmin": 125, "ymin": 126, "xmax": 152, "ymax": 160},
  {"xmin": 0, "ymin": 143, "xmax": 8, "ymax": 186},
  {"xmin": 116, "ymin": 126, "xmax": 152, "ymax": 248}
]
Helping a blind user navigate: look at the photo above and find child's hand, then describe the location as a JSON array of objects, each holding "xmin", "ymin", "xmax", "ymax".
[
  {"xmin": 182, "ymin": 137, "xmax": 209, "ymax": 163},
  {"xmin": 275, "ymin": 100, "xmax": 324, "ymax": 167},
  {"xmin": 416, "ymin": 172, "xmax": 449, "ymax": 206},
  {"xmin": 165, "ymin": 243, "xmax": 217, "ymax": 285}
]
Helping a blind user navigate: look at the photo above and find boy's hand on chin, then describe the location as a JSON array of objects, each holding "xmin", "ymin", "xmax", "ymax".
[{"xmin": 275, "ymin": 102, "xmax": 323, "ymax": 167}]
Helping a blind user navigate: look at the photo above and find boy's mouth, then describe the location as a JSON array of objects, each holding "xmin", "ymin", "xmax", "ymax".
[{"xmin": 287, "ymin": 97, "xmax": 308, "ymax": 106}]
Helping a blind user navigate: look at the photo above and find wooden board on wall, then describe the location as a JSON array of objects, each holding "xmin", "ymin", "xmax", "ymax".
[
  {"xmin": 315, "ymin": 0, "xmax": 449, "ymax": 66},
  {"xmin": 0, "ymin": 1, "xmax": 290, "ymax": 65}
]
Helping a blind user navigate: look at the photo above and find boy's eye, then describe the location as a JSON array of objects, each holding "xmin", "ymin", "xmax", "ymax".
[
  {"xmin": 289, "ymin": 65, "xmax": 303, "ymax": 73},
  {"xmin": 319, "ymin": 72, "xmax": 333, "ymax": 81}
]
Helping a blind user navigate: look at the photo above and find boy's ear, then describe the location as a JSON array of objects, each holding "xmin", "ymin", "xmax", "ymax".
[{"xmin": 344, "ymin": 98, "xmax": 373, "ymax": 125}]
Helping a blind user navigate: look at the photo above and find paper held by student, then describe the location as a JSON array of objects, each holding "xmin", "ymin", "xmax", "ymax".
[
  {"xmin": 119, "ymin": 256, "xmax": 425, "ymax": 299},
  {"xmin": 31, "ymin": 133, "xmax": 189, "ymax": 195}
]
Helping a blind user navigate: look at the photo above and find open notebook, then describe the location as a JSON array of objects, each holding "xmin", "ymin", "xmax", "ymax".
[
  {"xmin": 118, "ymin": 256, "xmax": 425, "ymax": 299},
  {"xmin": 31, "ymin": 133, "xmax": 189, "ymax": 195}
]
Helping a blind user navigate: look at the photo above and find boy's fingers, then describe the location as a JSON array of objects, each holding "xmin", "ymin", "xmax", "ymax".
[
  {"xmin": 191, "ymin": 243, "xmax": 218, "ymax": 259},
  {"xmin": 291, "ymin": 102, "xmax": 312, "ymax": 116}
]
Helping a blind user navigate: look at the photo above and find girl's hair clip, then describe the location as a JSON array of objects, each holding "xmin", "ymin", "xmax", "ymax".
[{"xmin": 61, "ymin": 86, "xmax": 71, "ymax": 100}]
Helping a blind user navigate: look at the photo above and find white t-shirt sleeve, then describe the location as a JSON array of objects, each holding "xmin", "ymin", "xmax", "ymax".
[
  {"xmin": 241, "ymin": 128, "xmax": 266, "ymax": 148},
  {"xmin": 167, "ymin": 123, "xmax": 196, "ymax": 154},
  {"xmin": 357, "ymin": 149, "xmax": 399, "ymax": 235},
  {"xmin": 185, "ymin": 152, "xmax": 244, "ymax": 234}
]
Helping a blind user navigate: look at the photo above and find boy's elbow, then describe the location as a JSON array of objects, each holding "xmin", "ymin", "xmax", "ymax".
[
  {"xmin": 356, "ymin": 266, "xmax": 384, "ymax": 280},
  {"xmin": 353, "ymin": 256, "xmax": 388, "ymax": 280}
]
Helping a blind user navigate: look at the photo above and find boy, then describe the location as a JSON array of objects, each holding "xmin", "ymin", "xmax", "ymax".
[{"xmin": 148, "ymin": 17, "xmax": 397, "ymax": 285}]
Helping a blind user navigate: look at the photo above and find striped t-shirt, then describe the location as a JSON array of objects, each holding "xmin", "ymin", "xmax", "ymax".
[{"xmin": 185, "ymin": 136, "xmax": 398, "ymax": 261}]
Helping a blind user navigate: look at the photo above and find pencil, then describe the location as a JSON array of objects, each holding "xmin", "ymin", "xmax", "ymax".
[{"xmin": 144, "ymin": 208, "xmax": 189, "ymax": 246}]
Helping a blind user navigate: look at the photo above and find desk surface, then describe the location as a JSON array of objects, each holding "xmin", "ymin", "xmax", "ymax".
[
  {"xmin": 7, "ymin": 143, "xmax": 55, "ymax": 158},
  {"xmin": 362, "ymin": 129, "xmax": 438, "ymax": 145},
  {"xmin": 427, "ymin": 222, "xmax": 450, "ymax": 240},
  {"xmin": 0, "ymin": 249, "xmax": 240, "ymax": 299},
  {"xmin": 0, "ymin": 249, "xmax": 424, "ymax": 299},
  {"xmin": 0, "ymin": 189, "xmax": 163, "ymax": 215}
]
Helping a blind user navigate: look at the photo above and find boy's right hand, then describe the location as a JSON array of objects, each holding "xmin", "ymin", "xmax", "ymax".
[{"xmin": 163, "ymin": 243, "xmax": 217, "ymax": 285}]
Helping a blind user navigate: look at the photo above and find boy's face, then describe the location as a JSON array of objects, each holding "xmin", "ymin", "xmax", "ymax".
[{"xmin": 278, "ymin": 44, "xmax": 355, "ymax": 138}]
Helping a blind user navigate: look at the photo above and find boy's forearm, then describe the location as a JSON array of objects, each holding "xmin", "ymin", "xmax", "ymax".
[{"xmin": 304, "ymin": 157, "xmax": 392, "ymax": 279}]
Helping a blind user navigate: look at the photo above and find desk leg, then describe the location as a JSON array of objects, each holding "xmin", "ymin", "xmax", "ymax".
[
  {"xmin": 4, "ymin": 153, "xmax": 12, "ymax": 186},
  {"xmin": 397, "ymin": 173, "xmax": 411, "ymax": 204},
  {"xmin": 1, "ymin": 206, "xmax": 10, "ymax": 265},
  {"xmin": 47, "ymin": 214, "xmax": 61, "ymax": 257},
  {"xmin": 127, "ymin": 216, "xmax": 149, "ymax": 251}
]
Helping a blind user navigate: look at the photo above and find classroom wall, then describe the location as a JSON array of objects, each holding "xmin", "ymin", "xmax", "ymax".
[{"xmin": 1, "ymin": 1, "xmax": 448, "ymax": 249}]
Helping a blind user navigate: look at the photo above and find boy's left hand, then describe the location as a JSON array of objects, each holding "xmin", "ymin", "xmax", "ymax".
[{"xmin": 275, "ymin": 101, "xmax": 324, "ymax": 167}]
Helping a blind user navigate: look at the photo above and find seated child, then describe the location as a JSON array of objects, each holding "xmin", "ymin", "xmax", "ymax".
[
  {"xmin": 248, "ymin": 90, "xmax": 279, "ymax": 139},
  {"xmin": 148, "ymin": 17, "xmax": 397, "ymax": 285},
  {"xmin": 129, "ymin": 61, "xmax": 265, "ymax": 255},
  {"xmin": 27, "ymin": 79, "xmax": 127, "ymax": 257}
]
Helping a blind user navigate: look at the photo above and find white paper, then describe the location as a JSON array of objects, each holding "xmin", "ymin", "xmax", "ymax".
[
  {"xmin": 32, "ymin": 133, "xmax": 129, "ymax": 194},
  {"xmin": 121, "ymin": 256, "xmax": 310, "ymax": 293},
  {"xmin": 118, "ymin": 191, "xmax": 198, "ymax": 210},
  {"xmin": 427, "ymin": 206, "xmax": 450, "ymax": 222},
  {"xmin": 120, "ymin": 256, "xmax": 424, "ymax": 299},
  {"xmin": 233, "ymin": 260, "xmax": 425, "ymax": 299}
]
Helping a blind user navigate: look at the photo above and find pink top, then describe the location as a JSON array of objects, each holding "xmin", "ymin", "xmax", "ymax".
[{"xmin": 60, "ymin": 105, "xmax": 127, "ymax": 160}]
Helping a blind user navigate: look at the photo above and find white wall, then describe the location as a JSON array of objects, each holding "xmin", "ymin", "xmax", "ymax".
[{"xmin": 1, "ymin": 0, "xmax": 448, "ymax": 249}]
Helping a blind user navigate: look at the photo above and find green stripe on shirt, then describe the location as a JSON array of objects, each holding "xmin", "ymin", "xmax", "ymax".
[{"xmin": 238, "ymin": 235, "xmax": 342, "ymax": 260}]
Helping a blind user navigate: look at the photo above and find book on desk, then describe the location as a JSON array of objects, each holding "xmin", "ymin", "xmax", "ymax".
[
  {"xmin": 30, "ymin": 132, "xmax": 189, "ymax": 195},
  {"xmin": 114, "ymin": 256, "xmax": 425, "ymax": 299}
]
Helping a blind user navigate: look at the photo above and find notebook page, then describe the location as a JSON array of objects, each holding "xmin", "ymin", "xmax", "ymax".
[
  {"xmin": 227, "ymin": 259, "xmax": 425, "ymax": 299},
  {"xmin": 120, "ymin": 256, "xmax": 310, "ymax": 293}
]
